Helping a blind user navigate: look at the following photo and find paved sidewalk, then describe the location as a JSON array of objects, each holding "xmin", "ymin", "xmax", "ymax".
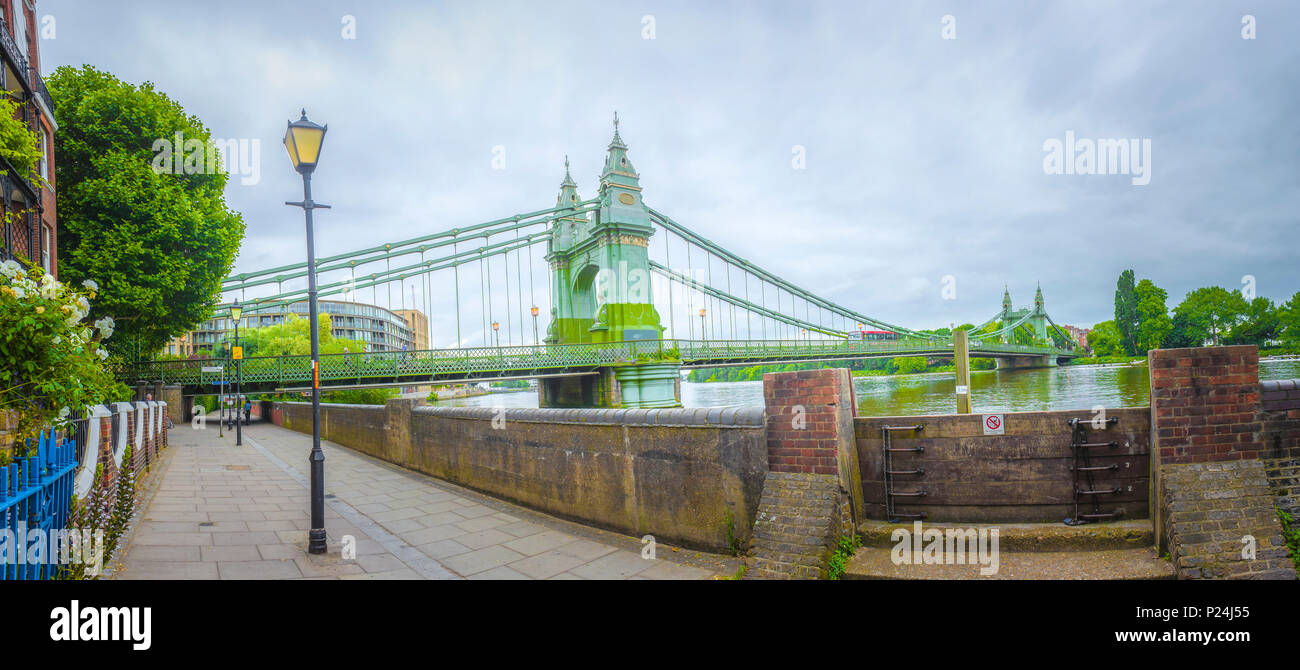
[{"xmin": 114, "ymin": 422, "xmax": 739, "ymax": 580}]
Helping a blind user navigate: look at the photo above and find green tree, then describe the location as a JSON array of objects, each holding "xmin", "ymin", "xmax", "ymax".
[
  {"xmin": 1133, "ymin": 279, "xmax": 1172, "ymax": 354},
  {"xmin": 1226, "ymin": 297, "xmax": 1280, "ymax": 346},
  {"xmin": 240, "ymin": 314, "xmax": 365, "ymax": 357},
  {"xmin": 1169, "ymin": 287, "xmax": 1248, "ymax": 347},
  {"xmin": 1278, "ymin": 292, "xmax": 1300, "ymax": 347},
  {"xmin": 1114, "ymin": 270, "xmax": 1138, "ymax": 356},
  {"xmin": 889, "ymin": 357, "xmax": 928, "ymax": 374},
  {"xmin": 49, "ymin": 65, "xmax": 245, "ymax": 360},
  {"xmin": 1087, "ymin": 320, "xmax": 1126, "ymax": 356},
  {"xmin": 0, "ymin": 96, "xmax": 43, "ymax": 180}
]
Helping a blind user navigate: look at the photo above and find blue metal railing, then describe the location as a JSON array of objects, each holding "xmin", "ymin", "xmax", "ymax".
[{"xmin": 0, "ymin": 430, "xmax": 79, "ymax": 580}]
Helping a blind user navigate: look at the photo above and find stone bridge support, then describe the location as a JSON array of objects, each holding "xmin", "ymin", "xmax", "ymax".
[
  {"xmin": 539, "ymin": 362, "xmax": 682, "ymax": 409},
  {"xmin": 996, "ymin": 355, "xmax": 1058, "ymax": 370}
]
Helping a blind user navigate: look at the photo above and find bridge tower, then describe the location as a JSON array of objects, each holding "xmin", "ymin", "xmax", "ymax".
[
  {"xmin": 999, "ymin": 286, "xmax": 1014, "ymax": 344},
  {"xmin": 544, "ymin": 114, "xmax": 664, "ymax": 346},
  {"xmin": 540, "ymin": 114, "xmax": 679, "ymax": 409},
  {"xmin": 1030, "ymin": 283, "xmax": 1049, "ymax": 342}
]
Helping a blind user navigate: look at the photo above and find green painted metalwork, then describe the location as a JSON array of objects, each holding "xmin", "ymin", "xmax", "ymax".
[
  {"xmin": 121, "ymin": 337, "xmax": 1075, "ymax": 391},
  {"xmin": 544, "ymin": 115, "xmax": 664, "ymax": 346}
]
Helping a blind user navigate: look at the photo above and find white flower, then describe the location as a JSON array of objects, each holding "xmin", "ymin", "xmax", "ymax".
[
  {"xmin": 12, "ymin": 285, "xmax": 25, "ymax": 299},
  {"xmin": 94, "ymin": 316, "xmax": 115, "ymax": 339},
  {"xmin": 59, "ymin": 406, "xmax": 70, "ymax": 419},
  {"xmin": 0, "ymin": 260, "xmax": 19, "ymax": 278},
  {"xmin": 97, "ymin": 348, "xmax": 108, "ymax": 360},
  {"xmin": 39, "ymin": 282, "xmax": 58, "ymax": 299},
  {"xmin": 77, "ymin": 296, "xmax": 89, "ymax": 312},
  {"xmin": 81, "ymin": 279, "xmax": 98, "ymax": 292},
  {"xmin": 52, "ymin": 335, "xmax": 61, "ymax": 345}
]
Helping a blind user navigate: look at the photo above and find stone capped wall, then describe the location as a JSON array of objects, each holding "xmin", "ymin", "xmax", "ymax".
[
  {"xmin": 270, "ymin": 400, "xmax": 767, "ymax": 551},
  {"xmin": 1259, "ymin": 379, "xmax": 1300, "ymax": 522}
]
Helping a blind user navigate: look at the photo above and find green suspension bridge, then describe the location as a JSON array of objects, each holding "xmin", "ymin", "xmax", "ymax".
[{"xmin": 121, "ymin": 116, "xmax": 1078, "ymax": 407}]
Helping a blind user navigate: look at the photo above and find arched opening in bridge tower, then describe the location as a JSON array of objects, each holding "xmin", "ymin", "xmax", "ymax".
[{"xmin": 574, "ymin": 264, "xmax": 601, "ymax": 322}]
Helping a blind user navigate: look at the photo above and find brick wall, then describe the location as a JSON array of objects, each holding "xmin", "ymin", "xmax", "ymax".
[
  {"xmin": 1260, "ymin": 379, "xmax": 1300, "ymax": 459},
  {"xmin": 1148, "ymin": 346, "xmax": 1297, "ymax": 578},
  {"xmin": 751, "ymin": 368, "xmax": 862, "ymax": 578},
  {"xmin": 1149, "ymin": 345, "xmax": 1261, "ymax": 464},
  {"xmin": 1259, "ymin": 379, "xmax": 1300, "ymax": 521},
  {"xmin": 763, "ymin": 369, "xmax": 850, "ymax": 475}
]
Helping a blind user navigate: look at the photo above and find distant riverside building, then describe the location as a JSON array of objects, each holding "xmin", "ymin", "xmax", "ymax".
[
  {"xmin": 393, "ymin": 309, "xmax": 429, "ymax": 349},
  {"xmin": 1061, "ymin": 325, "xmax": 1090, "ymax": 349},
  {"xmin": 163, "ymin": 300, "xmax": 417, "ymax": 357}
]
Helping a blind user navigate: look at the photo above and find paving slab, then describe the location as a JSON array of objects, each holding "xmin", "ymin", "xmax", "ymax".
[{"xmin": 113, "ymin": 423, "xmax": 739, "ymax": 580}]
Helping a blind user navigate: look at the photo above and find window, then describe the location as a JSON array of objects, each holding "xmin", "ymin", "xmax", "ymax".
[
  {"xmin": 39, "ymin": 223, "xmax": 49, "ymax": 272},
  {"xmin": 9, "ymin": 0, "xmax": 26, "ymax": 58},
  {"xmin": 37, "ymin": 129, "xmax": 46, "ymax": 181}
]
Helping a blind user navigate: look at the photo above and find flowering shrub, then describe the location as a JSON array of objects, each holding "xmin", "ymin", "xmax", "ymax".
[{"xmin": 0, "ymin": 257, "xmax": 126, "ymax": 454}]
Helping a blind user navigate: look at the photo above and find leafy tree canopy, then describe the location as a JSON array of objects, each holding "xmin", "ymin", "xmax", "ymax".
[
  {"xmin": 1226, "ymin": 296, "xmax": 1280, "ymax": 346},
  {"xmin": 233, "ymin": 314, "xmax": 366, "ymax": 358},
  {"xmin": 49, "ymin": 65, "xmax": 245, "ymax": 359},
  {"xmin": 1087, "ymin": 320, "xmax": 1126, "ymax": 357},
  {"xmin": 1133, "ymin": 279, "xmax": 1172, "ymax": 355},
  {"xmin": 1169, "ymin": 286, "xmax": 1248, "ymax": 347},
  {"xmin": 1114, "ymin": 269, "xmax": 1139, "ymax": 356}
]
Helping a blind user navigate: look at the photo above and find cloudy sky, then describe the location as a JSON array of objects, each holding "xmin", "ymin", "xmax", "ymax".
[{"xmin": 41, "ymin": 1, "xmax": 1300, "ymax": 346}]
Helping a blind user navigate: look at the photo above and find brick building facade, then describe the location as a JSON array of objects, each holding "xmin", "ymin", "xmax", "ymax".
[{"xmin": 0, "ymin": 0, "xmax": 57, "ymax": 276}]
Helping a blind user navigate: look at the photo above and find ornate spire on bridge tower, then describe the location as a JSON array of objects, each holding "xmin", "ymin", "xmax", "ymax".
[
  {"xmin": 1034, "ymin": 282, "xmax": 1045, "ymax": 313},
  {"xmin": 549, "ymin": 155, "xmax": 585, "ymax": 254}
]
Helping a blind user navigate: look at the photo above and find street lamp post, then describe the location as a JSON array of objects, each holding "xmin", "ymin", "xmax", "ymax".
[
  {"xmin": 530, "ymin": 306, "xmax": 539, "ymax": 346},
  {"xmin": 231, "ymin": 300, "xmax": 243, "ymax": 446},
  {"xmin": 492, "ymin": 321, "xmax": 501, "ymax": 369},
  {"xmin": 283, "ymin": 109, "xmax": 330, "ymax": 555},
  {"xmin": 699, "ymin": 308, "xmax": 707, "ymax": 340}
]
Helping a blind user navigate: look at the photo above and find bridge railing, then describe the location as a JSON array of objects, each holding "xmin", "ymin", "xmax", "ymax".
[
  {"xmin": 121, "ymin": 341, "xmax": 663, "ymax": 387},
  {"xmin": 121, "ymin": 337, "xmax": 1071, "ymax": 386}
]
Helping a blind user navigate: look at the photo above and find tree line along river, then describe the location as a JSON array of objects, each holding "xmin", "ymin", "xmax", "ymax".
[{"xmin": 429, "ymin": 359, "xmax": 1300, "ymax": 416}]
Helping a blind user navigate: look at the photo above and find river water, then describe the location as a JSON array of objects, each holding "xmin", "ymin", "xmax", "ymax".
[{"xmin": 432, "ymin": 359, "xmax": 1300, "ymax": 416}]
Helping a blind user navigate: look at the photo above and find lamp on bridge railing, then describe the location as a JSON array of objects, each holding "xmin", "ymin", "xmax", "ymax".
[
  {"xmin": 283, "ymin": 109, "xmax": 330, "ymax": 555},
  {"xmin": 230, "ymin": 300, "xmax": 244, "ymax": 447},
  {"xmin": 698, "ymin": 308, "xmax": 707, "ymax": 340},
  {"xmin": 801, "ymin": 328, "xmax": 808, "ymax": 343},
  {"xmin": 530, "ymin": 306, "xmax": 539, "ymax": 345},
  {"xmin": 492, "ymin": 321, "xmax": 500, "ymax": 348}
]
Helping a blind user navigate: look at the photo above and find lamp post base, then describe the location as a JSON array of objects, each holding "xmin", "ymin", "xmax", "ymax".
[{"xmin": 307, "ymin": 529, "xmax": 328, "ymax": 555}]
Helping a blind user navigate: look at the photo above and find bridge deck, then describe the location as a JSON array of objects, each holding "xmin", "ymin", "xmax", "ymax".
[{"xmin": 121, "ymin": 338, "xmax": 1075, "ymax": 392}]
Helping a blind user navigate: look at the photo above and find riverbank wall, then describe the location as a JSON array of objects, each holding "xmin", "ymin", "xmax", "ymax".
[
  {"xmin": 265, "ymin": 344, "xmax": 1299, "ymax": 579},
  {"xmin": 269, "ymin": 401, "xmax": 767, "ymax": 551}
]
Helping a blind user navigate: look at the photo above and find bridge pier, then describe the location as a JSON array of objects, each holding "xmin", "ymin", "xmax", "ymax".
[
  {"xmin": 539, "ymin": 362, "xmax": 682, "ymax": 409},
  {"xmin": 996, "ymin": 355, "xmax": 1058, "ymax": 370}
]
